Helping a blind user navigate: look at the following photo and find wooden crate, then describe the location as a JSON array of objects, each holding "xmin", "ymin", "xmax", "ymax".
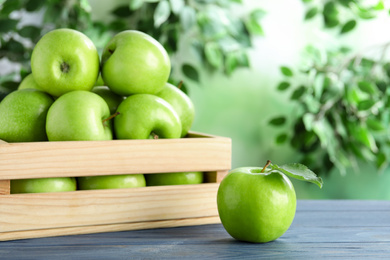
[{"xmin": 0, "ymin": 132, "xmax": 231, "ymax": 241}]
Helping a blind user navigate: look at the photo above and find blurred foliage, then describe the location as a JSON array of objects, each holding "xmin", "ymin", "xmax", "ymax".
[
  {"xmin": 302, "ymin": 0, "xmax": 386, "ymax": 34},
  {"xmin": 271, "ymin": 0, "xmax": 390, "ymax": 176},
  {"xmin": 0, "ymin": 0, "xmax": 265, "ymax": 100}
]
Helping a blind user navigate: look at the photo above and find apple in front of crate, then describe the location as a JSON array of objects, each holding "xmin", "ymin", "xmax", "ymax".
[
  {"xmin": 46, "ymin": 91, "xmax": 113, "ymax": 141},
  {"xmin": 101, "ymin": 30, "xmax": 171, "ymax": 96},
  {"xmin": 31, "ymin": 28, "xmax": 100, "ymax": 97},
  {"xmin": 92, "ymin": 86, "xmax": 125, "ymax": 115},
  {"xmin": 155, "ymin": 82, "xmax": 195, "ymax": 137},
  {"xmin": 145, "ymin": 172, "xmax": 203, "ymax": 186},
  {"xmin": 217, "ymin": 161, "xmax": 323, "ymax": 243},
  {"xmin": 11, "ymin": 177, "xmax": 77, "ymax": 194},
  {"xmin": 77, "ymin": 174, "xmax": 146, "ymax": 190},
  {"xmin": 0, "ymin": 89, "xmax": 54, "ymax": 142},
  {"xmin": 114, "ymin": 94, "xmax": 181, "ymax": 139}
]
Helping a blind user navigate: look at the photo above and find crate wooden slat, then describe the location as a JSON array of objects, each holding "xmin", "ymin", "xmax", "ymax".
[
  {"xmin": 0, "ymin": 132, "xmax": 230, "ymax": 180},
  {"xmin": 0, "ymin": 132, "xmax": 231, "ymax": 241}
]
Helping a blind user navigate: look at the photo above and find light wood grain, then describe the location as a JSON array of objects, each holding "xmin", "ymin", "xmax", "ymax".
[
  {"xmin": 0, "ymin": 132, "xmax": 231, "ymax": 180},
  {"xmin": 0, "ymin": 216, "xmax": 220, "ymax": 241},
  {"xmin": 0, "ymin": 183, "xmax": 220, "ymax": 235},
  {"xmin": 0, "ymin": 180, "xmax": 10, "ymax": 195},
  {"xmin": 0, "ymin": 132, "xmax": 231, "ymax": 241}
]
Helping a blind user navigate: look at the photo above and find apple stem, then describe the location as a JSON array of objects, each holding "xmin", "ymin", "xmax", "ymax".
[
  {"xmin": 60, "ymin": 62, "xmax": 70, "ymax": 73},
  {"xmin": 261, "ymin": 160, "xmax": 272, "ymax": 173},
  {"xmin": 102, "ymin": 111, "xmax": 120, "ymax": 125},
  {"xmin": 152, "ymin": 132, "xmax": 159, "ymax": 139},
  {"xmin": 177, "ymin": 81, "xmax": 183, "ymax": 89}
]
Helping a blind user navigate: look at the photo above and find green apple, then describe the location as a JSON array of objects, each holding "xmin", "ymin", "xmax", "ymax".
[
  {"xmin": 145, "ymin": 171, "xmax": 203, "ymax": 186},
  {"xmin": 0, "ymin": 89, "xmax": 54, "ymax": 142},
  {"xmin": 114, "ymin": 94, "xmax": 181, "ymax": 139},
  {"xmin": 31, "ymin": 28, "xmax": 100, "ymax": 97},
  {"xmin": 101, "ymin": 30, "xmax": 171, "ymax": 96},
  {"xmin": 77, "ymin": 174, "xmax": 146, "ymax": 190},
  {"xmin": 94, "ymin": 74, "xmax": 105, "ymax": 86},
  {"xmin": 46, "ymin": 90, "xmax": 113, "ymax": 141},
  {"xmin": 18, "ymin": 74, "xmax": 42, "ymax": 90},
  {"xmin": 11, "ymin": 177, "xmax": 77, "ymax": 194},
  {"xmin": 155, "ymin": 83, "xmax": 195, "ymax": 137},
  {"xmin": 217, "ymin": 161, "xmax": 323, "ymax": 243},
  {"xmin": 91, "ymin": 86, "xmax": 125, "ymax": 115}
]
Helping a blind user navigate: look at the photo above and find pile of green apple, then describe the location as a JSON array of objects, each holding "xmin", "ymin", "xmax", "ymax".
[{"xmin": 0, "ymin": 28, "xmax": 203, "ymax": 194}]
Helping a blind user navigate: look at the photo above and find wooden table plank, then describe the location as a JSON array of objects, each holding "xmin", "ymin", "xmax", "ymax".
[{"xmin": 0, "ymin": 200, "xmax": 389, "ymax": 259}]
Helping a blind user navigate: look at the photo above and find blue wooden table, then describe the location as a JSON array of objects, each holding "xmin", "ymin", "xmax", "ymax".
[{"xmin": 1, "ymin": 200, "xmax": 389, "ymax": 259}]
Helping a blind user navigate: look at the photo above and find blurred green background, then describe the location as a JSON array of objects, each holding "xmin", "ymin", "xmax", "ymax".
[{"xmin": 1, "ymin": 0, "xmax": 390, "ymax": 199}]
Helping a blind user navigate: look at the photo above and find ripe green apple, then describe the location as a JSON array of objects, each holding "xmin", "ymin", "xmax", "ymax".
[
  {"xmin": 18, "ymin": 74, "xmax": 42, "ymax": 90},
  {"xmin": 145, "ymin": 171, "xmax": 203, "ymax": 186},
  {"xmin": 217, "ymin": 166, "xmax": 296, "ymax": 243},
  {"xmin": 0, "ymin": 89, "xmax": 54, "ymax": 142},
  {"xmin": 217, "ymin": 161, "xmax": 323, "ymax": 243},
  {"xmin": 31, "ymin": 28, "xmax": 100, "ymax": 97},
  {"xmin": 155, "ymin": 83, "xmax": 195, "ymax": 137},
  {"xmin": 91, "ymin": 86, "xmax": 125, "ymax": 115},
  {"xmin": 77, "ymin": 174, "xmax": 146, "ymax": 190},
  {"xmin": 46, "ymin": 90, "xmax": 113, "ymax": 141},
  {"xmin": 11, "ymin": 177, "xmax": 77, "ymax": 194},
  {"xmin": 101, "ymin": 30, "xmax": 171, "ymax": 96},
  {"xmin": 114, "ymin": 94, "xmax": 181, "ymax": 139}
]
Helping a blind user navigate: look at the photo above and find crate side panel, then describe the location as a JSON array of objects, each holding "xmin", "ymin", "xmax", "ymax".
[
  {"xmin": 0, "ymin": 137, "xmax": 231, "ymax": 180},
  {"xmin": 0, "ymin": 216, "xmax": 220, "ymax": 241},
  {"xmin": 0, "ymin": 183, "xmax": 219, "ymax": 233}
]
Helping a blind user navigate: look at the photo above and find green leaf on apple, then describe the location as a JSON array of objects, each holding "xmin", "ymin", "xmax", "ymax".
[{"xmin": 270, "ymin": 162, "xmax": 323, "ymax": 188}]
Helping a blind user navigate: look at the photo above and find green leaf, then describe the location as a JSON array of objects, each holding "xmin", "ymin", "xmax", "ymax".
[
  {"xmin": 376, "ymin": 152, "xmax": 387, "ymax": 171},
  {"xmin": 204, "ymin": 42, "xmax": 223, "ymax": 69},
  {"xmin": 277, "ymin": 81, "xmax": 290, "ymax": 91},
  {"xmin": 357, "ymin": 81, "xmax": 377, "ymax": 95},
  {"xmin": 25, "ymin": 0, "xmax": 45, "ymax": 12},
  {"xmin": 268, "ymin": 116, "xmax": 286, "ymax": 126},
  {"xmin": 374, "ymin": 0, "xmax": 385, "ymax": 10},
  {"xmin": 271, "ymin": 163, "xmax": 323, "ymax": 188},
  {"xmin": 225, "ymin": 53, "xmax": 238, "ymax": 76},
  {"xmin": 129, "ymin": 0, "xmax": 144, "ymax": 10},
  {"xmin": 290, "ymin": 85, "xmax": 306, "ymax": 100},
  {"xmin": 275, "ymin": 133, "xmax": 288, "ymax": 144},
  {"xmin": 182, "ymin": 64, "xmax": 199, "ymax": 82},
  {"xmin": 280, "ymin": 66, "xmax": 293, "ymax": 77},
  {"xmin": 357, "ymin": 9, "xmax": 376, "ymax": 19},
  {"xmin": 323, "ymin": 2, "xmax": 339, "ymax": 28},
  {"xmin": 302, "ymin": 113, "xmax": 315, "ymax": 131},
  {"xmin": 246, "ymin": 9, "xmax": 266, "ymax": 35},
  {"xmin": 112, "ymin": 5, "xmax": 132, "ymax": 17},
  {"xmin": 305, "ymin": 7, "xmax": 318, "ymax": 20},
  {"xmin": 353, "ymin": 126, "xmax": 378, "ymax": 152},
  {"xmin": 108, "ymin": 20, "xmax": 127, "ymax": 31},
  {"xmin": 154, "ymin": 0, "xmax": 171, "ymax": 28},
  {"xmin": 340, "ymin": 20, "xmax": 357, "ymax": 34},
  {"xmin": 169, "ymin": 0, "xmax": 184, "ymax": 15},
  {"xmin": 0, "ymin": 18, "xmax": 19, "ymax": 33},
  {"xmin": 19, "ymin": 25, "xmax": 41, "ymax": 41},
  {"xmin": 80, "ymin": 0, "xmax": 92, "ymax": 12},
  {"xmin": 357, "ymin": 100, "xmax": 376, "ymax": 111},
  {"xmin": 0, "ymin": 0, "xmax": 22, "ymax": 16},
  {"xmin": 366, "ymin": 118, "xmax": 385, "ymax": 131},
  {"xmin": 180, "ymin": 6, "xmax": 196, "ymax": 30}
]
